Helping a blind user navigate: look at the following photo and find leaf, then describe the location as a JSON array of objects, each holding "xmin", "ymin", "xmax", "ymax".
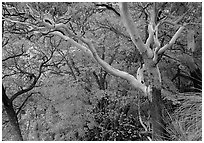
[{"xmin": 187, "ymin": 30, "xmax": 195, "ymax": 52}]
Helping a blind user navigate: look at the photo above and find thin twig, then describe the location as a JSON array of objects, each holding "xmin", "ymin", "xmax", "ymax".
[{"xmin": 138, "ymin": 99, "xmax": 152, "ymax": 141}]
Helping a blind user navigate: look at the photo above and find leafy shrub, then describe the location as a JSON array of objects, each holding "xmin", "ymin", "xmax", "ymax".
[{"xmin": 84, "ymin": 91, "xmax": 150, "ymax": 141}]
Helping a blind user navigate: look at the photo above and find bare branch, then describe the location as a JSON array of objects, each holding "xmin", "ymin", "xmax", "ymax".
[
  {"xmin": 96, "ymin": 3, "xmax": 120, "ymax": 17},
  {"xmin": 2, "ymin": 71, "xmax": 21, "ymax": 79},
  {"xmin": 10, "ymin": 75, "xmax": 37, "ymax": 102},
  {"xmin": 174, "ymin": 6, "xmax": 193, "ymax": 24},
  {"xmin": 138, "ymin": 99, "xmax": 152, "ymax": 141},
  {"xmin": 81, "ymin": 38, "xmax": 147, "ymax": 93},
  {"xmin": 10, "ymin": 52, "xmax": 53, "ymax": 102},
  {"xmin": 16, "ymin": 93, "xmax": 35, "ymax": 115},
  {"xmin": 159, "ymin": 6, "xmax": 194, "ymax": 28},
  {"xmin": 2, "ymin": 38, "xmax": 9, "ymax": 47},
  {"xmin": 38, "ymin": 9, "xmax": 148, "ymax": 93},
  {"xmin": 2, "ymin": 52, "xmax": 24, "ymax": 62},
  {"xmin": 108, "ymin": 44, "xmax": 120, "ymax": 65},
  {"xmin": 49, "ymin": 29, "xmax": 146, "ymax": 92},
  {"xmin": 57, "ymin": 49, "xmax": 77, "ymax": 80},
  {"xmin": 119, "ymin": 2, "xmax": 146, "ymax": 54},
  {"xmin": 3, "ymin": 17, "xmax": 38, "ymax": 29},
  {"xmin": 145, "ymin": 24, "xmax": 154, "ymax": 47},
  {"xmin": 2, "ymin": 84, "xmax": 11, "ymax": 107},
  {"xmin": 93, "ymin": 71, "xmax": 101, "ymax": 89},
  {"xmin": 158, "ymin": 26, "xmax": 185, "ymax": 54},
  {"xmin": 51, "ymin": 31, "xmax": 94, "ymax": 57}
]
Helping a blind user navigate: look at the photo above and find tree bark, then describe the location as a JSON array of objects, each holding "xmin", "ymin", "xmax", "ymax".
[
  {"xmin": 150, "ymin": 87, "xmax": 167, "ymax": 140},
  {"xmin": 2, "ymin": 85, "xmax": 23, "ymax": 141},
  {"xmin": 144, "ymin": 61, "xmax": 167, "ymax": 140}
]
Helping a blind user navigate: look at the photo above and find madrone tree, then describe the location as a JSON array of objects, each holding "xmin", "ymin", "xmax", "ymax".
[{"xmin": 2, "ymin": 2, "xmax": 201, "ymax": 140}]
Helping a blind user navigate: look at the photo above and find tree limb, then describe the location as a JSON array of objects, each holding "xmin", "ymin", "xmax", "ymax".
[
  {"xmin": 2, "ymin": 84, "xmax": 11, "ymax": 107},
  {"xmin": 10, "ymin": 53, "xmax": 52, "ymax": 102},
  {"xmin": 39, "ymin": 9, "xmax": 148, "ymax": 93},
  {"xmin": 2, "ymin": 52, "xmax": 24, "ymax": 62},
  {"xmin": 10, "ymin": 75, "xmax": 38, "ymax": 102},
  {"xmin": 81, "ymin": 38, "xmax": 147, "ymax": 93},
  {"xmin": 145, "ymin": 24, "xmax": 154, "ymax": 48},
  {"xmin": 93, "ymin": 71, "xmax": 101, "ymax": 89},
  {"xmin": 158, "ymin": 26, "xmax": 185, "ymax": 54},
  {"xmin": 16, "ymin": 93, "xmax": 35, "ymax": 115},
  {"xmin": 96, "ymin": 3, "xmax": 120, "ymax": 17},
  {"xmin": 51, "ymin": 31, "xmax": 94, "ymax": 57},
  {"xmin": 119, "ymin": 2, "xmax": 147, "ymax": 54},
  {"xmin": 57, "ymin": 49, "xmax": 77, "ymax": 80},
  {"xmin": 159, "ymin": 5, "xmax": 194, "ymax": 28},
  {"xmin": 50, "ymin": 30, "xmax": 146, "ymax": 93}
]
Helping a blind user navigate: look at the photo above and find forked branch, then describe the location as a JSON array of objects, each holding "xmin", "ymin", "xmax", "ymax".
[
  {"xmin": 51, "ymin": 30, "xmax": 147, "ymax": 93},
  {"xmin": 158, "ymin": 26, "xmax": 185, "ymax": 54}
]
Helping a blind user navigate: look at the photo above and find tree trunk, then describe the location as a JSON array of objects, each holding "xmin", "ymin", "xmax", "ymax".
[
  {"xmin": 2, "ymin": 85, "xmax": 23, "ymax": 141},
  {"xmin": 150, "ymin": 87, "xmax": 167, "ymax": 140},
  {"xmin": 144, "ymin": 61, "xmax": 167, "ymax": 140},
  {"xmin": 93, "ymin": 71, "xmax": 107, "ymax": 90}
]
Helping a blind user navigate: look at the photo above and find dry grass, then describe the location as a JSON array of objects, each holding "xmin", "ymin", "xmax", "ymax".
[{"xmin": 167, "ymin": 93, "xmax": 202, "ymax": 141}]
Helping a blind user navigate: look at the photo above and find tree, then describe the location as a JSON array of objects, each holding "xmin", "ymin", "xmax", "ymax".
[
  {"xmin": 2, "ymin": 35, "xmax": 54, "ymax": 140},
  {"xmin": 39, "ymin": 2, "xmax": 200, "ymax": 140},
  {"xmin": 2, "ymin": 2, "xmax": 69, "ymax": 140},
  {"xmin": 2, "ymin": 2, "xmax": 201, "ymax": 141}
]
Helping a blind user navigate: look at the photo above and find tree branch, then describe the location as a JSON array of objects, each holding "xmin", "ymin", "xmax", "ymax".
[
  {"xmin": 159, "ymin": 5, "xmax": 194, "ymax": 28},
  {"xmin": 119, "ymin": 2, "xmax": 147, "ymax": 54},
  {"xmin": 2, "ymin": 84, "xmax": 11, "ymax": 107},
  {"xmin": 96, "ymin": 3, "xmax": 120, "ymax": 17},
  {"xmin": 158, "ymin": 26, "xmax": 185, "ymax": 54},
  {"xmin": 49, "ymin": 30, "xmax": 146, "ymax": 93},
  {"xmin": 93, "ymin": 71, "xmax": 101, "ymax": 88},
  {"xmin": 81, "ymin": 38, "xmax": 147, "ymax": 93},
  {"xmin": 16, "ymin": 93, "xmax": 35, "ymax": 115},
  {"xmin": 2, "ymin": 52, "xmax": 24, "ymax": 62},
  {"xmin": 57, "ymin": 49, "xmax": 77, "ymax": 80},
  {"xmin": 108, "ymin": 44, "xmax": 120, "ymax": 65},
  {"xmin": 145, "ymin": 24, "xmax": 154, "ymax": 48},
  {"xmin": 10, "ymin": 53, "xmax": 52, "ymax": 102},
  {"xmin": 51, "ymin": 31, "xmax": 94, "ymax": 57},
  {"xmin": 40, "ymin": 12, "xmax": 148, "ymax": 93},
  {"xmin": 10, "ymin": 75, "xmax": 38, "ymax": 102}
]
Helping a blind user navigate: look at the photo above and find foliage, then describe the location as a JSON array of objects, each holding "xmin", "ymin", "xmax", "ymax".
[{"xmin": 85, "ymin": 93, "xmax": 150, "ymax": 141}]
